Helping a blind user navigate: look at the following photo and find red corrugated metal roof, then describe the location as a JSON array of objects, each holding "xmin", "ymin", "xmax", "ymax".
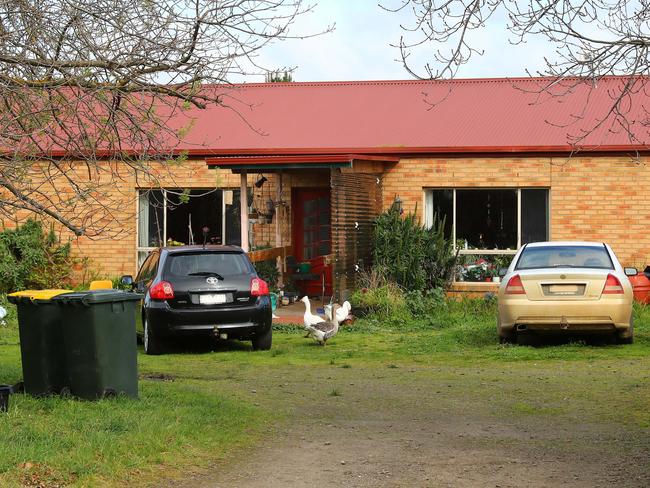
[{"xmin": 167, "ymin": 76, "xmax": 650, "ymax": 156}]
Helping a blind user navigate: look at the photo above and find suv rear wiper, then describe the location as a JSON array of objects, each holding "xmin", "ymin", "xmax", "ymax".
[{"xmin": 188, "ymin": 271, "xmax": 225, "ymax": 280}]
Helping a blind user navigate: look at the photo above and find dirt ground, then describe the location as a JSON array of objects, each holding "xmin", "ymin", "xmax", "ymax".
[{"xmin": 170, "ymin": 362, "xmax": 650, "ymax": 488}]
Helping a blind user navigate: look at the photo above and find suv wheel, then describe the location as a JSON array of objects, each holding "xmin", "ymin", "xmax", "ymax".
[
  {"xmin": 144, "ymin": 317, "xmax": 165, "ymax": 355},
  {"xmin": 252, "ymin": 327, "xmax": 272, "ymax": 351}
]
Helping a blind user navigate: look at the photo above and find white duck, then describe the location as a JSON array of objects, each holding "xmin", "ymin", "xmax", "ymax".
[
  {"xmin": 301, "ymin": 296, "xmax": 325, "ymax": 327},
  {"xmin": 304, "ymin": 305, "xmax": 341, "ymax": 346}
]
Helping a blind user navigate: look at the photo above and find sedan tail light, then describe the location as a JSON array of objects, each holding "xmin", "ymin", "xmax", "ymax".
[
  {"xmin": 504, "ymin": 274, "xmax": 525, "ymax": 295},
  {"xmin": 150, "ymin": 281, "xmax": 175, "ymax": 300},
  {"xmin": 602, "ymin": 274, "xmax": 624, "ymax": 294},
  {"xmin": 250, "ymin": 277, "xmax": 269, "ymax": 296}
]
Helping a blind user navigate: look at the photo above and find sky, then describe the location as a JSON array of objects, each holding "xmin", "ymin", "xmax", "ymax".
[{"xmin": 252, "ymin": 0, "xmax": 552, "ymax": 82}]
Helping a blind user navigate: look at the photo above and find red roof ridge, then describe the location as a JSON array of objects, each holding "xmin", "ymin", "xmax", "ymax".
[{"xmin": 215, "ymin": 75, "xmax": 649, "ymax": 89}]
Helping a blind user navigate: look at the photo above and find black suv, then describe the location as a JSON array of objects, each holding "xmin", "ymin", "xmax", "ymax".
[{"xmin": 123, "ymin": 246, "xmax": 272, "ymax": 354}]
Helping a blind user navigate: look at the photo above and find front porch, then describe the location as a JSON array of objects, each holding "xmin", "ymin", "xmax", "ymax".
[{"xmin": 207, "ymin": 156, "xmax": 393, "ymax": 300}]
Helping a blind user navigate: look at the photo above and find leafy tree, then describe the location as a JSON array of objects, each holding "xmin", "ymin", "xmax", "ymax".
[{"xmin": 265, "ymin": 71, "xmax": 294, "ymax": 82}]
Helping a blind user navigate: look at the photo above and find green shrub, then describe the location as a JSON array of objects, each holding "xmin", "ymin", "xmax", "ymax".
[
  {"xmin": 254, "ymin": 259, "xmax": 280, "ymax": 290},
  {"xmin": 405, "ymin": 288, "xmax": 446, "ymax": 318},
  {"xmin": 0, "ymin": 220, "xmax": 76, "ymax": 293},
  {"xmin": 372, "ymin": 200, "xmax": 456, "ymax": 291},
  {"xmin": 351, "ymin": 284, "xmax": 408, "ymax": 317},
  {"xmin": 350, "ymin": 267, "xmax": 408, "ymax": 317},
  {"xmin": 111, "ymin": 276, "xmax": 133, "ymax": 291},
  {"xmin": 349, "ymin": 293, "xmax": 498, "ymax": 335}
]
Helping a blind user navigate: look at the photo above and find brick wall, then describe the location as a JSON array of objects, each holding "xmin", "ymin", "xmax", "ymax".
[
  {"xmin": 68, "ymin": 161, "xmax": 263, "ymax": 278},
  {"xmin": 4, "ymin": 155, "xmax": 649, "ymax": 279},
  {"xmin": 0, "ymin": 161, "xmax": 332, "ymax": 279},
  {"xmin": 382, "ymin": 155, "xmax": 650, "ymax": 267}
]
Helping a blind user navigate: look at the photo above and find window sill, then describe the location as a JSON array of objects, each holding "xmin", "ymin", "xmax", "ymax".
[{"xmin": 449, "ymin": 281, "xmax": 500, "ymax": 294}]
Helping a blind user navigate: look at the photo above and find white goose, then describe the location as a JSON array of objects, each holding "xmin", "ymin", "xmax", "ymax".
[
  {"xmin": 301, "ymin": 296, "xmax": 325, "ymax": 327},
  {"xmin": 304, "ymin": 304, "xmax": 341, "ymax": 346},
  {"xmin": 326, "ymin": 300, "xmax": 352, "ymax": 323}
]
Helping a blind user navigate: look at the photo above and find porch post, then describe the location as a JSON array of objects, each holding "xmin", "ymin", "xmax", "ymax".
[
  {"xmin": 276, "ymin": 171, "xmax": 284, "ymax": 285},
  {"xmin": 240, "ymin": 171, "xmax": 249, "ymax": 252},
  {"xmin": 275, "ymin": 171, "xmax": 282, "ymax": 248}
]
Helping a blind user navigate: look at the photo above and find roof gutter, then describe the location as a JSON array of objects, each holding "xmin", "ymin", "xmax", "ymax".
[
  {"xmin": 12, "ymin": 144, "xmax": 650, "ymax": 161},
  {"xmin": 204, "ymin": 144, "xmax": 650, "ymax": 157},
  {"xmin": 205, "ymin": 153, "xmax": 400, "ymax": 169}
]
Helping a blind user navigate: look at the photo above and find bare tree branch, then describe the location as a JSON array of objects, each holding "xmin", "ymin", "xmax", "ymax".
[
  {"xmin": 0, "ymin": 0, "xmax": 330, "ymax": 237},
  {"xmin": 383, "ymin": 0, "xmax": 650, "ymax": 145}
]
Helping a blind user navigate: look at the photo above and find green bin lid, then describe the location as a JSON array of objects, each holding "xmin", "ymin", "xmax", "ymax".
[{"xmin": 52, "ymin": 289, "xmax": 143, "ymax": 306}]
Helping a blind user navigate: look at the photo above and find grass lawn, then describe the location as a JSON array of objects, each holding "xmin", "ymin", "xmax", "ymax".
[{"xmin": 0, "ymin": 298, "xmax": 648, "ymax": 486}]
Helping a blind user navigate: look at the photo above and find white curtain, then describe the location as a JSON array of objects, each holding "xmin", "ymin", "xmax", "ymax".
[
  {"xmin": 138, "ymin": 191, "xmax": 149, "ymax": 248},
  {"xmin": 424, "ymin": 190, "xmax": 433, "ymax": 229}
]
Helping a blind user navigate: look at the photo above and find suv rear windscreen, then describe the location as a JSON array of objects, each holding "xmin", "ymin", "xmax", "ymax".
[
  {"xmin": 164, "ymin": 252, "xmax": 253, "ymax": 278},
  {"xmin": 515, "ymin": 245, "xmax": 614, "ymax": 270}
]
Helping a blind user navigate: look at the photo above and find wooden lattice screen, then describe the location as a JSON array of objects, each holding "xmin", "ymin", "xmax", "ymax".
[{"xmin": 330, "ymin": 170, "xmax": 383, "ymax": 300}]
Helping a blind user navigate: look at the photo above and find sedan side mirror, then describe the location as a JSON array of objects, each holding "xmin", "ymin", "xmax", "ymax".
[
  {"xmin": 624, "ymin": 267, "xmax": 638, "ymax": 277},
  {"xmin": 120, "ymin": 275, "xmax": 134, "ymax": 287},
  {"xmin": 498, "ymin": 267, "xmax": 508, "ymax": 278}
]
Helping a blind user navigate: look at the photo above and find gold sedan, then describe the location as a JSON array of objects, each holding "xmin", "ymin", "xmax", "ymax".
[{"xmin": 497, "ymin": 242, "xmax": 635, "ymax": 344}]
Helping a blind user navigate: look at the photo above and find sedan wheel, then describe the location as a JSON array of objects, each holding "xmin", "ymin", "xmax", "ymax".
[
  {"xmin": 499, "ymin": 335, "xmax": 516, "ymax": 344},
  {"xmin": 617, "ymin": 319, "xmax": 634, "ymax": 345},
  {"xmin": 497, "ymin": 317, "xmax": 515, "ymax": 344}
]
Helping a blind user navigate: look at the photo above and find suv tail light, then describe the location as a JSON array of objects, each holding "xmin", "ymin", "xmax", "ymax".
[
  {"xmin": 150, "ymin": 281, "xmax": 175, "ymax": 300},
  {"xmin": 602, "ymin": 274, "xmax": 624, "ymax": 294},
  {"xmin": 504, "ymin": 274, "xmax": 525, "ymax": 295},
  {"xmin": 250, "ymin": 277, "xmax": 269, "ymax": 296}
]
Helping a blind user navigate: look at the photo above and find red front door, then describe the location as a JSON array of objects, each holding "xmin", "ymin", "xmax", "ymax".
[{"xmin": 292, "ymin": 188, "xmax": 332, "ymax": 297}]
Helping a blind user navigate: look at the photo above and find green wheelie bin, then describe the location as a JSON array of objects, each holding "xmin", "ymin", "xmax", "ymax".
[
  {"xmin": 52, "ymin": 290, "xmax": 143, "ymax": 400},
  {"xmin": 7, "ymin": 289, "xmax": 73, "ymax": 396}
]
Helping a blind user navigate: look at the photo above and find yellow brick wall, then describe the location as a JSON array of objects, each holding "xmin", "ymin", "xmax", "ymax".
[
  {"xmin": 1, "ymin": 161, "xmax": 332, "ymax": 279},
  {"xmin": 382, "ymin": 155, "xmax": 650, "ymax": 267},
  {"xmin": 68, "ymin": 160, "xmax": 263, "ymax": 278},
  {"xmin": 5, "ymin": 155, "xmax": 650, "ymax": 279}
]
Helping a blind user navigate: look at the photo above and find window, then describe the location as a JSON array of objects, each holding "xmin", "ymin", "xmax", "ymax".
[
  {"xmin": 515, "ymin": 245, "xmax": 613, "ymax": 270},
  {"xmin": 164, "ymin": 252, "xmax": 253, "ymax": 278},
  {"xmin": 425, "ymin": 188, "xmax": 549, "ymax": 282},
  {"xmin": 425, "ymin": 188, "xmax": 549, "ymax": 252},
  {"xmin": 137, "ymin": 189, "xmax": 250, "ymax": 268}
]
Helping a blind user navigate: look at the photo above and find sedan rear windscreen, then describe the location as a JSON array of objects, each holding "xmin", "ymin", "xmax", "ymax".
[
  {"xmin": 515, "ymin": 245, "xmax": 614, "ymax": 270},
  {"xmin": 164, "ymin": 252, "xmax": 253, "ymax": 277}
]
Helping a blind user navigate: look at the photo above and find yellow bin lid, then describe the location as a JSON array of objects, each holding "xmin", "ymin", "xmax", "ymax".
[
  {"xmin": 89, "ymin": 280, "xmax": 113, "ymax": 290},
  {"xmin": 8, "ymin": 289, "xmax": 73, "ymax": 301}
]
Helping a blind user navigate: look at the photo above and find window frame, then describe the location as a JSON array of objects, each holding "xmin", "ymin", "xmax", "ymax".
[{"xmin": 424, "ymin": 187, "xmax": 550, "ymax": 255}]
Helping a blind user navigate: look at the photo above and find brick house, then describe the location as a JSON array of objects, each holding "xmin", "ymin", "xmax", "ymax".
[{"xmin": 13, "ymin": 76, "xmax": 650, "ymax": 298}]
